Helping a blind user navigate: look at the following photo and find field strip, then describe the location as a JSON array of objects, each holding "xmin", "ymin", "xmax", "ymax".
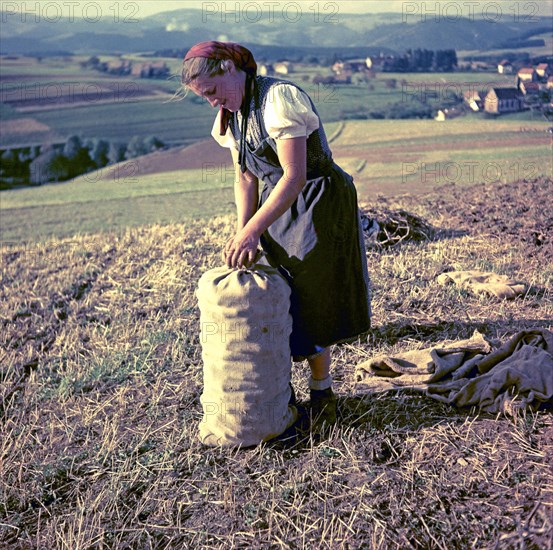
[
  {"xmin": 332, "ymin": 119, "xmax": 553, "ymax": 146},
  {"xmin": 0, "ymin": 187, "xmax": 235, "ymax": 243},
  {"xmin": 334, "ymin": 133, "xmax": 552, "ymax": 151},
  {"xmin": 0, "ymin": 169, "xmax": 232, "ymax": 209},
  {"xmin": 14, "ymin": 91, "xmax": 176, "ymax": 113},
  {"xmin": 0, "ymin": 117, "xmax": 52, "ymax": 135}
]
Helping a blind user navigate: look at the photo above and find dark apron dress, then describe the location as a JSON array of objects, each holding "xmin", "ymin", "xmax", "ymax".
[{"xmin": 230, "ymin": 77, "xmax": 371, "ymax": 359}]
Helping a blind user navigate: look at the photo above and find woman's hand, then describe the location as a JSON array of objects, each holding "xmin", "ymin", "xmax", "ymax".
[{"xmin": 223, "ymin": 227, "xmax": 260, "ymax": 268}]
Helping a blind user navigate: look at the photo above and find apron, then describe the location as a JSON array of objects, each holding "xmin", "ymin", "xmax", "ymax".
[{"xmin": 230, "ymin": 77, "xmax": 371, "ymax": 358}]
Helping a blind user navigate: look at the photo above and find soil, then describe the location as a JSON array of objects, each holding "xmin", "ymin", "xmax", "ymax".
[{"xmin": 103, "ymin": 139, "xmax": 233, "ymax": 180}]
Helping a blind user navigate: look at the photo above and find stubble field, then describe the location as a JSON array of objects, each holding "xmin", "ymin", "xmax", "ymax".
[{"xmin": 1, "ymin": 174, "xmax": 552, "ymax": 548}]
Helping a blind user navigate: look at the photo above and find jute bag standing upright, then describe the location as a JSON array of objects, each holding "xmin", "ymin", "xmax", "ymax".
[{"xmin": 196, "ymin": 264, "xmax": 297, "ymax": 447}]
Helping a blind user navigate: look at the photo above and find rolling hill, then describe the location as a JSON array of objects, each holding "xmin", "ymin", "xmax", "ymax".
[{"xmin": 1, "ymin": 7, "xmax": 551, "ymax": 55}]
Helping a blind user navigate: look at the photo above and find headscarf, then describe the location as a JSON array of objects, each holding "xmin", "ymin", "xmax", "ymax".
[{"xmin": 183, "ymin": 41, "xmax": 257, "ymax": 137}]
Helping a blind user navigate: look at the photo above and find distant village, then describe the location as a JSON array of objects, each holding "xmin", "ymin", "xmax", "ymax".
[
  {"xmin": 84, "ymin": 52, "xmax": 552, "ymax": 122},
  {"xmin": 261, "ymin": 55, "xmax": 552, "ymax": 121},
  {"xmin": 435, "ymin": 60, "xmax": 553, "ymax": 121},
  {"xmin": 82, "ymin": 56, "xmax": 171, "ymax": 79}
]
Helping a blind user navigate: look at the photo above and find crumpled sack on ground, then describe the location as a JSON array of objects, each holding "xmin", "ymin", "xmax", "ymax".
[
  {"xmin": 355, "ymin": 329, "xmax": 553, "ymax": 414},
  {"xmin": 437, "ymin": 270, "xmax": 526, "ymax": 299}
]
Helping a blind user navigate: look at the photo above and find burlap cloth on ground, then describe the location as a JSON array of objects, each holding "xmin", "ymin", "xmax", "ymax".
[
  {"xmin": 437, "ymin": 270, "xmax": 527, "ymax": 299},
  {"xmin": 355, "ymin": 329, "xmax": 553, "ymax": 414}
]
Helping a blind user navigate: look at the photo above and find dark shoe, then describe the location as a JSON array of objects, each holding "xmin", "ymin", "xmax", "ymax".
[{"xmin": 310, "ymin": 387, "xmax": 337, "ymax": 431}]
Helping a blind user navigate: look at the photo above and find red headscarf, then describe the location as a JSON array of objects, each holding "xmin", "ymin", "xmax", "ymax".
[{"xmin": 183, "ymin": 41, "xmax": 257, "ymax": 136}]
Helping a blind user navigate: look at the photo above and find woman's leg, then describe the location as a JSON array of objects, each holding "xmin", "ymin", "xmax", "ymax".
[
  {"xmin": 308, "ymin": 347, "xmax": 331, "ymax": 380},
  {"xmin": 307, "ymin": 347, "xmax": 337, "ymax": 429}
]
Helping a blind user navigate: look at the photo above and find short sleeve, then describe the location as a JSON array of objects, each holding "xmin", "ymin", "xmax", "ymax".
[
  {"xmin": 263, "ymin": 84, "xmax": 320, "ymax": 140},
  {"xmin": 211, "ymin": 110, "xmax": 238, "ymax": 149}
]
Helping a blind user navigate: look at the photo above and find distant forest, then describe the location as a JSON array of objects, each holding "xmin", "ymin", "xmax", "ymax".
[
  {"xmin": 155, "ymin": 46, "xmax": 458, "ymax": 72},
  {"xmin": 380, "ymin": 49, "xmax": 458, "ymax": 72}
]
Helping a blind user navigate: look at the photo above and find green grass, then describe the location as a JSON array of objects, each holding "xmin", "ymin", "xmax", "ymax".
[
  {"xmin": 30, "ymin": 97, "xmax": 214, "ymax": 144},
  {"xmin": 0, "ymin": 187, "xmax": 235, "ymax": 243},
  {"xmin": 0, "ymin": 168, "xmax": 235, "ymax": 243},
  {"xmin": 335, "ymin": 117, "xmax": 552, "ymax": 143},
  {"xmin": 1, "ymin": 118, "xmax": 551, "ymax": 243},
  {"xmin": 0, "ymin": 169, "xmax": 231, "ymax": 209},
  {"xmin": 0, "ymin": 102, "xmax": 21, "ymax": 121},
  {"xmin": 0, "ymin": 57, "xmax": 89, "ymax": 77},
  {"xmin": 458, "ymin": 31, "xmax": 553, "ymax": 60}
]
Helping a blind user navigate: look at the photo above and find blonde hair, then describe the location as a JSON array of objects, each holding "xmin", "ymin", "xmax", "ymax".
[
  {"xmin": 169, "ymin": 57, "xmax": 230, "ymax": 103},
  {"xmin": 181, "ymin": 57, "xmax": 236, "ymax": 91}
]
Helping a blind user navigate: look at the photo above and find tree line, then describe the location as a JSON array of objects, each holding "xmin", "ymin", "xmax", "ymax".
[
  {"xmin": 0, "ymin": 135, "xmax": 164, "ymax": 189},
  {"xmin": 381, "ymin": 49, "xmax": 458, "ymax": 72}
]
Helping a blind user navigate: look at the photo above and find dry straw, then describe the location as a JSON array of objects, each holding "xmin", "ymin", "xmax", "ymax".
[{"xmin": 1, "ymin": 179, "xmax": 551, "ymax": 548}]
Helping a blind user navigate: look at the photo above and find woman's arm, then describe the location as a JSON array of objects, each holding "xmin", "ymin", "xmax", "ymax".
[
  {"xmin": 230, "ymin": 147, "xmax": 258, "ymax": 231},
  {"xmin": 225, "ymin": 136, "xmax": 307, "ymax": 268},
  {"xmin": 246, "ymin": 136, "xmax": 306, "ymax": 235},
  {"xmin": 223, "ymin": 148, "xmax": 258, "ymax": 266}
]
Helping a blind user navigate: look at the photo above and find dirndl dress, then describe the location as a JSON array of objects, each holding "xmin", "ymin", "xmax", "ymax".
[{"xmin": 227, "ymin": 76, "xmax": 371, "ymax": 359}]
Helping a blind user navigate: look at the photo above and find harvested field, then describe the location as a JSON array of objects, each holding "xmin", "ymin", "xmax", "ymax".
[
  {"xmin": 335, "ymin": 134, "xmax": 552, "ymax": 156},
  {"xmin": 100, "ymin": 139, "xmax": 233, "ymax": 180},
  {"xmin": 0, "ymin": 117, "xmax": 60, "ymax": 146},
  {"xmin": 1, "ymin": 178, "xmax": 551, "ymax": 548},
  {"xmin": 0, "ymin": 118, "xmax": 52, "ymax": 135}
]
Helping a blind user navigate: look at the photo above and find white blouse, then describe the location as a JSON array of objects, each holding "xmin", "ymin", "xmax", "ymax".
[{"xmin": 211, "ymin": 83, "xmax": 320, "ymax": 149}]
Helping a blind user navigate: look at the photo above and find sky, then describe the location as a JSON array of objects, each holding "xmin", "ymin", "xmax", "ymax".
[
  {"xmin": 4, "ymin": 1, "xmax": 552, "ymax": 19},
  {"xmin": 125, "ymin": 1, "xmax": 408, "ymax": 18},
  {"xmin": 115, "ymin": 0, "xmax": 553, "ymax": 19}
]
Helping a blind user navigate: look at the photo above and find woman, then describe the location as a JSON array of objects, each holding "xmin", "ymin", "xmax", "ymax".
[{"xmin": 182, "ymin": 41, "xmax": 371, "ymax": 429}]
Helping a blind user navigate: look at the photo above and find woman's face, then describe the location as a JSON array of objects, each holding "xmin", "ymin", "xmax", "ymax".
[{"xmin": 189, "ymin": 63, "xmax": 246, "ymax": 112}]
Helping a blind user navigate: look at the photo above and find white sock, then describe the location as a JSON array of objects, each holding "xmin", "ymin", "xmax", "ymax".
[{"xmin": 309, "ymin": 375, "xmax": 332, "ymax": 391}]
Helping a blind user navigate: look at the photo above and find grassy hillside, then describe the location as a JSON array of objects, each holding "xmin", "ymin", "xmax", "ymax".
[
  {"xmin": 1, "ymin": 178, "xmax": 551, "ymax": 548},
  {"xmin": 0, "ymin": 168, "xmax": 234, "ymax": 243},
  {"xmin": 1, "ymin": 119, "xmax": 551, "ymax": 244}
]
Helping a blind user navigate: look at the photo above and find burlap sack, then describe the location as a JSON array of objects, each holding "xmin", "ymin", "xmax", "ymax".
[
  {"xmin": 196, "ymin": 264, "xmax": 297, "ymax": 447},
  {"xmin": 437, "ymin": 270, "xmax": 526, "ymax": 300}
]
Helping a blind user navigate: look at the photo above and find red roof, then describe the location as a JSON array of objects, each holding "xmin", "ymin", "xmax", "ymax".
[{"xmin": 522, "ymin": 82, "xmax": 540, "ymax": 91}]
